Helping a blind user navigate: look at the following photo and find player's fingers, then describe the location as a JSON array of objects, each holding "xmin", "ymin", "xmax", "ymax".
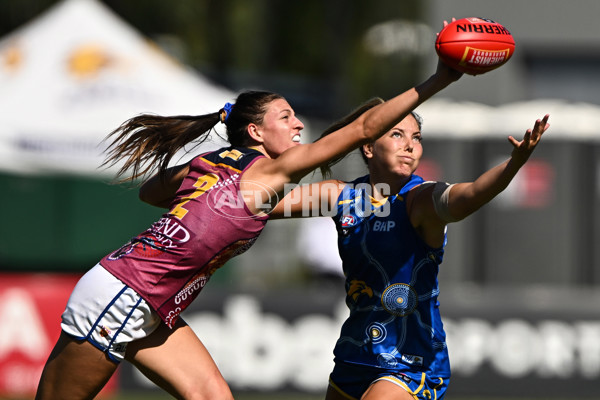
[
  {"xmin": 522, "ymin": 129, "xmax": 532, "ymax": 146},
  {"xmin": 531, "ymin": 120, "xmax": 542, "ymax": 136},
  {"xmin": 541, "ymin": 115, "xmax": 551, "ymax": 132},
  {"xmin": 507, "ymin": 136, "xmax": 520, "ymax": 147},
  {"xmin": 532, "ymin": 119, "xmax": 548, "ymax": 140},
  {"xmin": 535, "ymin": 114, "xmax": 550, "ymax": 133}
]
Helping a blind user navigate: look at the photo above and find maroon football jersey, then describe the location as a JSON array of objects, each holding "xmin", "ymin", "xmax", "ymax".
[{"xmin": 101, "ymin": 147, "xmax": 268, "ymax": 327}]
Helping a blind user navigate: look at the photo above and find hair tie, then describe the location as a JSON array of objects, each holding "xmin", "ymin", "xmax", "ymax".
[{"xmin": 220, "ymin": 102, "xmax": 234, "ymax": 123}]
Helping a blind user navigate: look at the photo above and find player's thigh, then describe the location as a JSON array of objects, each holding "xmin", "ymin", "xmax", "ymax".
[
  {"xmin": 362, "ymin": 379, "xmax": 416, "ymax": 400},
  {"xmin": 36, "ymin": 331, "xmax": 118, "ymax": 400},
  {"xmin": 125, "ymin": 318, "xmax": 233, "ymax": 400}
]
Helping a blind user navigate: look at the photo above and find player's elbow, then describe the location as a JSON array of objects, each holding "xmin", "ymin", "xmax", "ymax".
[
  {"xmin": 138, "ymin": 186, "xmax": 156, "ymax": 206},
  {"xmin": 139, "ymin": 185, "xmax": 168, "ymax": 208},
  {"xmin": 361, "ymin": 115, "xmax": 384, "ymax": 143},
  {"xmin": 138, "ymin": 187, "xmax": 151, "ymax": 204}
]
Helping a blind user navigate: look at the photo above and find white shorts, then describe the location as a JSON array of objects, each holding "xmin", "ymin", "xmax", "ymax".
[{"xmin": 61, "ymin": 263, "xmax": 162, "ymax": 362}]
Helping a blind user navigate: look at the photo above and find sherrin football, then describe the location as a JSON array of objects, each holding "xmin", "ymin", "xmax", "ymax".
[{"xmin": 435, "ymin": 17, "xmax": 515, "ymax": 75}]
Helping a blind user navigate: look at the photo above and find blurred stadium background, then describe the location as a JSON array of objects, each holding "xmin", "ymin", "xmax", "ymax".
[{"xmin": 1, "ymin": 0, "xmax": 600, "ymax": 398}]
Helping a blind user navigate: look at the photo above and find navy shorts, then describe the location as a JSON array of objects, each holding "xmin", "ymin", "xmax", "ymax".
[{"xmin": 329, "ymin": 362, "xmax": 449, "ymax": 400}]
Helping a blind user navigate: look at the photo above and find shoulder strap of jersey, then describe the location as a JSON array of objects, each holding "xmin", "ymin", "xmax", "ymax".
[
  {"xmin": 332, "ymin": 175, "xmax": 370, "ymax": 228},
  {"xmin": 336, "ymin": 175, "xmax": 369, "ymax": 208},
  {"xmin": 199, "ymin": 146, "xmax": 265, "ymax": 171},
  {"xmin": 399, "ymin": 174, "xmax": 425, "ymax": 196}
]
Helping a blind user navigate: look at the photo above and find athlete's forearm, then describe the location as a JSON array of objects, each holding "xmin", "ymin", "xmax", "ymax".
[
  {"xmin": 362, "ymin": 66, "xmax": 460, "ymax": 143},
  {"xmin": 447, "ymin": 157, "xmax": 521, "ymax": 221}
]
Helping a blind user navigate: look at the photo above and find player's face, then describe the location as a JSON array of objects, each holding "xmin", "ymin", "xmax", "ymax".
[
  {"xmin": 365, "ymin": 114, "xmax": 422, "ymax": 177},
  {"xmin": 255, "ymin": 99, "xmax": 304, "ymax": 158}
]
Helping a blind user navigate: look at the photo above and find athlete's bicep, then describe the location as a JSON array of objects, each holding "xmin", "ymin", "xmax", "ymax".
[
  {"xmin": 408, "ymin": 183, "xmax": 448, "ymax": 248},
  {"xmin": 268, "ymin": 125, "xmax": 367, "ymax": 184}
]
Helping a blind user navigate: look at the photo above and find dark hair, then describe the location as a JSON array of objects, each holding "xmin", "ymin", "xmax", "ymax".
[
  {"xmin": 102, "ymin": 90, "xmax": 284, "ymax": 182},
  {"xmin": 317, "ymin": 98, "xmax": 384, "ymax": 178}
]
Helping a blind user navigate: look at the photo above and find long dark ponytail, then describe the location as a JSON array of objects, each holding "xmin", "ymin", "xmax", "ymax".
[{"xmin": 102, "ymin": 90, "xmax": 283, "ymax": 183}]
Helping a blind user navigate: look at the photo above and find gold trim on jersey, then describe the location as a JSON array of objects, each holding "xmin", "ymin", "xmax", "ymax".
[
  {"xmin": 328, "ymin": 378, "xmax": 358, "ymax": 400},
  {"xmin": 199, "ymin": 156, "xmax": 243, "ymax": 174}
]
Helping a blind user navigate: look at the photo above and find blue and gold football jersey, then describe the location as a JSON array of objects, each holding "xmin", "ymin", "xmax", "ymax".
[{"xmin": 332, "ymin": 174, "xmax": 450, "ymax": 380}]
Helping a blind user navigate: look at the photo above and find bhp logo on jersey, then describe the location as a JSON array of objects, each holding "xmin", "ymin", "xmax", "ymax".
[{"xmin": 373, "ymin": 220, "xmax": 395, "ymax": 232}]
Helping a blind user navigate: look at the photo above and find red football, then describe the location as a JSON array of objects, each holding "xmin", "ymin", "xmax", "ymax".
[{"xmin": 435, "ymin": 17, "xmax": 515, "ymax": 75}]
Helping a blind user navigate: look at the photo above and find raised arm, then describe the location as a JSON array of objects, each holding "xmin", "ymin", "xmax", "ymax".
[
  {"xmin": 446, "ymin": 114, "xmax": 550, "ymax": 220},
  {"xmin": 410, "ymin": 115, "xmax": 550, "ymax": 248},
  {"xmin": 245, "ymin": 61, "xmax": 462, "ymax": 193},
  {"xmin": 269, "ymin": 179, "xmax": 345, "ymax": 219}
]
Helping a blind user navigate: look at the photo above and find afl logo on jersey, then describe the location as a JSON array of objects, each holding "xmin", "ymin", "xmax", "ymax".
[{"xmin": 341, "ymin": 215, "xmax": 356, "ymax": 227}]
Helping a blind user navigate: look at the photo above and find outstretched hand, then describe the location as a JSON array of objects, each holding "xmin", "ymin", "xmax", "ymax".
[
  {"xmin": 435, "ymin": 18, "xmax": 463, "ymax": 83},
  {"xmin": 508, "ymin": 114, "xmax": 550, "ymax": 164}
]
